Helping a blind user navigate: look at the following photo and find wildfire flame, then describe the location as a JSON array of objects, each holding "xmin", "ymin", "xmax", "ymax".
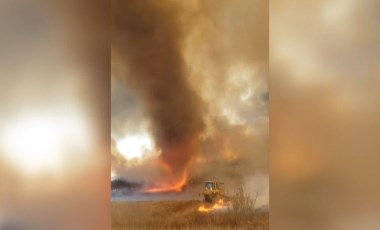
[
  {"xmin": 143, "ymin": 173, "xmax": 187, "ymax": 193},
  {"xmin": 198, "ymin": 199, "xmax": 231, "ymax": 213}
]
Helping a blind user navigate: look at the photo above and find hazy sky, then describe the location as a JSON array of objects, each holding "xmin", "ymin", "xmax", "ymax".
[{"xmin": 111, "ymin": 0, "xmax": 268, "ymax": 191}]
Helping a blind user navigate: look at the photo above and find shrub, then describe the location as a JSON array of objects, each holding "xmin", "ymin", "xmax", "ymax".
[{"xmin": 231, "ymin": 186, "xmax": 257, "ymax": 214}]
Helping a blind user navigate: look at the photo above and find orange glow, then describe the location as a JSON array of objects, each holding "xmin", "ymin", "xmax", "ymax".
[
  {"xmin": 198, "ymin": 199, "xmax": 231, "ymax": 213},
  {"xmin": 224, "ymin": 149, "xmax": 239, "ymax": 162},
  {"xmin": 143, "ymin": 173, "xmax": 187, "ymax": 193}
]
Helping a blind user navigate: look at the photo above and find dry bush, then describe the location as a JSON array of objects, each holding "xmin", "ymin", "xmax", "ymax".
[{"xmin": 230, "ymin": 186, "xmax": 258, "ymax": 213}]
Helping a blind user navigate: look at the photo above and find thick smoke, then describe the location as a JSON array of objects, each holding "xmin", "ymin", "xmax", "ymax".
[
  {"xmin": 112, "ymin": 0, "xmax": 268, "ymax": 206},
  {"xmin": 112, "ymin": 0, "xmax": 205, "ymax": 179}
]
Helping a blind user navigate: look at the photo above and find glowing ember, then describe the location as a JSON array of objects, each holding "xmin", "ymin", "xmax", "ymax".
[{"xmin": 198, "ymin": 199, "xmax": 231, "ymax": 213}]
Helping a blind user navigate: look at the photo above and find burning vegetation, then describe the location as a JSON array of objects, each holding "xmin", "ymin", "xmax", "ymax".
[
  {"xmin": 112, "ymin": 186, "xmax": 267, "ymax": 230},
  {"xmin": 198, "ymin": 199, "xmax": 231, "ymax": 213}
]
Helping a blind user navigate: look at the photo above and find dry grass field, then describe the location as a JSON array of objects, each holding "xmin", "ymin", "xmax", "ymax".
[{"xmin": 112, "ymin": 200, "xmax": 269, "ymax": 230}]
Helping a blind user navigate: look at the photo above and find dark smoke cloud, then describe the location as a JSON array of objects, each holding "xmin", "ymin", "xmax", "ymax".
[
  {"xmin": 112, "ymin": 0, "xmax": 205, "ymax": 177},
  {"xmin": 112, "ymin": 0, "xmax": 268, "ymax": 205}
]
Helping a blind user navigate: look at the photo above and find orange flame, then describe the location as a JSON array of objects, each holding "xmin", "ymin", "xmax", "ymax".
[
  {"xmin": 198, "ymin": 199, "xmax": 231, "ymax": 213},
  {"xmin": 143, "ymin": 173, "xmax": 187, "ymax": 193}
]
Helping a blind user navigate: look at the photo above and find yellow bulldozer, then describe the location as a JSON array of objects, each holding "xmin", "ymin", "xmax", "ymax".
[{"xmin": 199, "ymin": 181, "xmax": 228, "ymax": 203}]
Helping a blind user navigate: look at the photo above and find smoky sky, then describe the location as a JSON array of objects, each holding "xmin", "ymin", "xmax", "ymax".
[
  {"xmin": 112, "ymin": 0, "xmax": 205, "ymax": 176},
  {"xmin": 112, "ymin": 0, "xmax": 268, "ymax": 189}
]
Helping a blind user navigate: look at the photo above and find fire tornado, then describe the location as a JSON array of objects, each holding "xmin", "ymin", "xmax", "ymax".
[
  {"xmin": 111, "ymin": 0, "xmax": 268, "ymax": 201},
  {"xmin": 112, "ymin": 0, "xmax": 205, "ymax": 191}
]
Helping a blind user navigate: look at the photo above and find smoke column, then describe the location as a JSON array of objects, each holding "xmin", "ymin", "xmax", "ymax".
[{"xmin": 112, "ymin": 0, "xmax": 204, "ymax": 181}]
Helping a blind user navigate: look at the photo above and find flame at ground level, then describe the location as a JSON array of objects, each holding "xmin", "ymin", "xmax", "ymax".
[
  {"xmin": 198, "ymin": 199, "xmax": 232, "ymax": 213},
  {"xmin": 143, "ymin": 173, "xmax": 188, "ymax": 193}
]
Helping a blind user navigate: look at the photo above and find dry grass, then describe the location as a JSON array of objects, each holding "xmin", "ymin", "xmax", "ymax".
[
  {"xmin": 112, "ymin": 200, "xmax": 268, "ymax": 230},
  {"xmin": 230, "ymin": 187, "xmax": 257, "ymax": 213}
]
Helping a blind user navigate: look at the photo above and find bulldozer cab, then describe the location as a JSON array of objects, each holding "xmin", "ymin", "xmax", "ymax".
[
  {"xmin": 201, "ymin": 181, "xmax": 225, "ymax": 203},
  {"xmin": 205, "ymin": 182, "xmax": 213, "ymax": 190},
  {"xmin": 204, "ymin": 181, "xmax": 224, "ymax": 191}
]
